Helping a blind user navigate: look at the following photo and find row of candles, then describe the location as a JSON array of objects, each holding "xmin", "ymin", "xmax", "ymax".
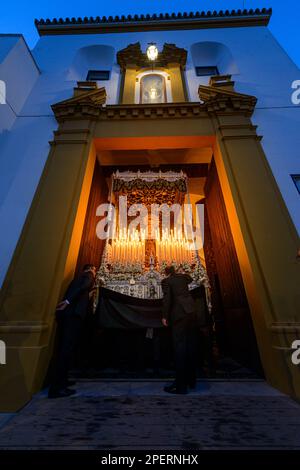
[
  {"xmin": 109, "ymin": 228, "xmax": 146, "ymax": 264},
  {"xmin": 108, "ymin": 228, "xmax": 195, "ymax": 265},
  {"xmin": 155, "ymin": 229, "xmax": 194, "ymax": 264}
]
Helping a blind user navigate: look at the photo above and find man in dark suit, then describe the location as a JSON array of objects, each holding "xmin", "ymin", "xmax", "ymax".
[
  {"xmin": 48, "ymin": 264, "xmax": 96, "ymax": 398},
  {"xmin": 161, "ymin": 265, "xmax": 198, "ymax": 394}
]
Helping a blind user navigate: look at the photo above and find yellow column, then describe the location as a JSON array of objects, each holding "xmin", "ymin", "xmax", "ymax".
[
  {"xmin": 121, "ymin": 67, "xmax": 137, "ymax": 104},
  {"xmin": 167, "ymin": 63, "xmax": 186, "ymax": 102},
  {"xmin": 213, "ymin": 114, "xmax": 300, "ymax": 398},
  {"xmin": 0, "ymin": 120, "xmax": 96, "ymax": 411}
]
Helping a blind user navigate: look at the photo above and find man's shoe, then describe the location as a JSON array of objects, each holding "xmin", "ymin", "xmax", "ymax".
[
  {"xmin": 188, "ymin": 381, "xmax": 197, "ymax": 390},
  {"xmin": 164, "ymin": 387, "xmax": 187, "ymax": 395},
  {"xmin": 163, "ymin": 382, "xmax": 177, "ymax": 393},
  {"xmin": 48, "ymin": 388, "xmax": 76, "ymax": 399}
]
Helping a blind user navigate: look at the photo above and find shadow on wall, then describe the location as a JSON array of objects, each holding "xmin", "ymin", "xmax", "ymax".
[
  {"xmin": 191, "ymin": 41, "xmax": 239, "ymax": 76},
  {"xmin": 67, "ymin": 45, "xmax": 115, "ymax": 81}
]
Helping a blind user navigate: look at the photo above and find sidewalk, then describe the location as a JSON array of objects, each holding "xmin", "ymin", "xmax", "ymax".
[{"xmin": 0, "ymin": 380, "xmax": 300, "ymax": 450}]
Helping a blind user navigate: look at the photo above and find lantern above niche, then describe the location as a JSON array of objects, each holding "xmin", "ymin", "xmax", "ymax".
[{"xmin": 146, "ymin": 44, "xmax": 158, "ymax": 61}]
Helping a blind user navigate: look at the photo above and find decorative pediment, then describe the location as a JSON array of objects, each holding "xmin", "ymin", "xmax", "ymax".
[
  {"xmin": 52, "ymin": 82, "xmax": 106, "ymax": 120},
  {"xmin": 51, "ymin": 76, "xmax": 258, "ymax": 123},
  {"xmin": 117, "ymin": 42, "xmax": 142, "ymax": 69},
  {"xmin": 117, "ymin": 42, "xmax": 187, "ymax": 70},
  {"xmin": 199, "ymin": 75, "xmax": 257, "ymax": 116}
]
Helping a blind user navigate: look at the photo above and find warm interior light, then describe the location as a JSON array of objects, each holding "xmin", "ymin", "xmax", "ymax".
[
  {"xmin": 150, "ymin": 87, "xmax": 157, "ymax": 100},
  {"xmin": 146, "ymin": 44, "xmax": 158, "ymax": 61}
]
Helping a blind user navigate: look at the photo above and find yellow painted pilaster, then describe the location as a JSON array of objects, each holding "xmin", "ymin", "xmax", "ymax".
[
  {"xmin": 167, "ymin": 63, "xmax": 186, "ymax": 102},
  {"xmin": 213, "ymin": 116, "xmax": 300, "ymax": 397},
  {"xmin": 0, "ymin": 121, "xmax": 96, "ymax": 411},
  {"xmin": 121, "ymin": 67, "xmax": 137, "ymax": 104}
]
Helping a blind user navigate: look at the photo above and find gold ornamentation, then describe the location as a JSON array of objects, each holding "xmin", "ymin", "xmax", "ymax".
[
  {"xmin": 113, "ymin": 177, "xmax": 186, "ymax": 206},
  {"xmin": 117, "ymin": 42, "xmax": 187, "ymax": 71}
]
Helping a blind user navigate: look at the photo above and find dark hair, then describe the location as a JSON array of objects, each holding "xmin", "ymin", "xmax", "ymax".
[
  {"xmin": 165, "ymin": 265, "xmax": 175, "ymax": 276},
  {"xmin": 83, "ymin": 264, "xmax": 96, "ymax": 271}
]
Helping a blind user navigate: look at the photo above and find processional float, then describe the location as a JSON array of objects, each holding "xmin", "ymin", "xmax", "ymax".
[{"xmin": 95, "ymin": 170, "xmax": 211, "ymax": 309}]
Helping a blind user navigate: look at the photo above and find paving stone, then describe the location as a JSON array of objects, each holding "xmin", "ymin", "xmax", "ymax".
[{"xmin": 0, "ymin": 381, "xmax": 299, "ymax": 449}]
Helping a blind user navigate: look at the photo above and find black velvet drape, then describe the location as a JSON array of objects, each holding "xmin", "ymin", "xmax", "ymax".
[{"xmin": 96, "ymin": 286, "xmax": 206, "ymax": 329}]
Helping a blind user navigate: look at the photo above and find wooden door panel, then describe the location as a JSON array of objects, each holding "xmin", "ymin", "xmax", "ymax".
[{"xmin": 204, "ymin": 160, "xmax": 262, "ymax": 373}]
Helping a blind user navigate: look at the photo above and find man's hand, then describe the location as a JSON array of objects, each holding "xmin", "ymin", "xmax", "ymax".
[
  {"xmin": 89, "ymin": 288, "xmax": 97, "ymax": 299},
  {"xmin": 56, "ymin": 300, "xmax": 69, "ymax": 311},
  {"xmin": 162, "ymin": 318, "xmax": 168, "ymax": 327}
]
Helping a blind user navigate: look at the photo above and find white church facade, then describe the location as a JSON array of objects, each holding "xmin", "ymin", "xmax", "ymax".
[{"xmin": 0, "ymin": 8, "xmax": 299, "ymax": 411}]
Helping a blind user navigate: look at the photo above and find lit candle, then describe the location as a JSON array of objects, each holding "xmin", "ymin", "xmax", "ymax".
[
  {"xmin": 118, "ymin": 240, "xmax": 121, "ymax": 263},
  {"xmin": 122, "ymin": 240, "xmax": 125, "ymax": 263},
  {"xmin": 134, "ymin": 241, "xmax": 137, "ymax": 263},
  {"xmin": 114, "ymin": 240, "xmax": 117, "ymax": 262},
  {"xmin": 120, "ymin": 240, "xmax": 123, "ymax": 263},
  {"xmin": 110, "ymin": 240, "xmax": 114, "ymax": 262},
  {"xmin": 129, "ymin": 239, "xmax": 132, "ymax": 263}
]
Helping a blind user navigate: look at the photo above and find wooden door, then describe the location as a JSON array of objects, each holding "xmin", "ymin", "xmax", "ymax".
[
  {"xmin": 204, "ymin": 160, "xmax": 262, "ymax": 373},
  {"xmin": 76, "ymin": 161, "xmax": 109, "ymax": 273}
]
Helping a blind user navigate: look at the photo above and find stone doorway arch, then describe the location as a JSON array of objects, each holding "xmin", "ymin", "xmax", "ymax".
[{"xmin": 0, "ymin": 77, "xmax": 299, "ymax": 411}]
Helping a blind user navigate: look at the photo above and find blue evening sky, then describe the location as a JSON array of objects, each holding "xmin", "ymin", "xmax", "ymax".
[{"xmin": 0, "ymin": 0, "xmax": 299, "ymax": 67}]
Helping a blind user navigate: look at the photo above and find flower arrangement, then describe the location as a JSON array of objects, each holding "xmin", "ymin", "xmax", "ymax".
[{"xmin": 192, "ymin": 259, "xmax": 210, "ymax": 288}]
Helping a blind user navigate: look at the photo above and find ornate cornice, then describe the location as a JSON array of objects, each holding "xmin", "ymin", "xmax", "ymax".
[
  {"xmin": 199, "ymin": 77, "xmax": 257, "ymax": 117},
  {"xmin": 52, "ymin": 101, "xmax": 208, "ymax": 122},
  {"xmin": 52, "ymin": 100, "xmax": 257, "ymax": 123},
  {"xmin": 51, "ymin": 80, "xmax": 258, "ymax": 122},
  {"xmin": 53, "ymin": 83, "xmax": 107, "ymax": 106},
  {"xmin": 117, "ymin": 42, "xmax": 187, "ymax": 70},
  {"xmin": 51, "ymin": 83, "xmax": 107, "ymax": 120},
  {"xmin": 35, "ymin": 8, "xmax": 272, "ymax": 36}
]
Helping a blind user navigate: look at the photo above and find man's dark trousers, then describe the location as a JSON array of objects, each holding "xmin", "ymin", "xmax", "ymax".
[
  {"xmin": 50, "ymin": 312, "xmax": 82, "ymax": 392},
  {"xmin": 49, "ymin": 270, "xmax": 94, "ymax": 393},
  {"xmin": 172, "ymin": 311, "xmax": 197, "ymax": 390}
]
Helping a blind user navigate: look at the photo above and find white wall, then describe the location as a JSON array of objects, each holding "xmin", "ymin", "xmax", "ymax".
[
  {"xmin": 0, "ymin": 35, "xmax": 43, "ymax": 285},
  {"xmin": 0, "ymin": 116, "xmax": 57, "ymax": 278},
  {"xmin": 0, "ymin": 35, "xmax": 40, "ymax": 118},
  {"xmin": 0, "ymin": 24, "xmax": 299, "ymax": 286},
  {"xmin": 0, "ymin": 35, "xmax": 40, "ymax": 154}
]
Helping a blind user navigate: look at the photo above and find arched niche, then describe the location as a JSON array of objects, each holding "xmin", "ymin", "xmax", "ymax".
[
  {"xmin": 68, "ymin": 45, "xmax": 115, "ymax": 81},
  {"xmin": 135, "ymin": 70, "xmax": 172, "ymax": 104},
  {"xmin": 190, "ymin": 41, "xmax": 239, "ymax": 76}
]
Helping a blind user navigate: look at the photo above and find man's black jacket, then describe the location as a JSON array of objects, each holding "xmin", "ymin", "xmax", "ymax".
[
  {"xmin": 63, "ymin": 271, "xmax": 94, "ymax": 320},
  {"xmin": 161, "ymin": 273, "xmax": 195, "ymax": 324}
]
